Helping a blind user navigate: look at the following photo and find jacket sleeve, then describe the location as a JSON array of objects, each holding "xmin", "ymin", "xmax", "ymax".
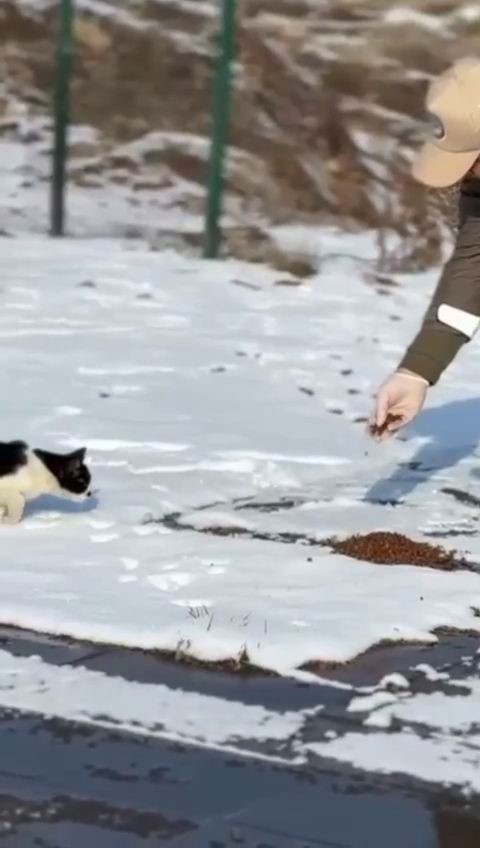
[{"xmin": 399, "ymin": 215, "xmax": 480, "ymax": 384}]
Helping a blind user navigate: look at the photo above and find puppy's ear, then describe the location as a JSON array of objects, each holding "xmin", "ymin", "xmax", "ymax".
[{"xmin": 68, "ymin": 447, "xmax": 87, "ymax": 465}]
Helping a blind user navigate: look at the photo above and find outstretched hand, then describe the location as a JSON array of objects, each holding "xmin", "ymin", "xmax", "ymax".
[{"xmin": 369, "ymin": 370, "xmax": 429, "ymax": 441}]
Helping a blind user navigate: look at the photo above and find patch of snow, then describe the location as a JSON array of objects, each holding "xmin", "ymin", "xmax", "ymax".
[
  {"xmin": 455, "ymin": 5, "xmax": 480, "ymax": 24},
  {"xmin": 382, "ymin": 7, "xmax": 446, "ymax": 32},
  {"xmin": 17, "ymin": 0, "xmax": 151, "ymax": 28},
  {"xmin": 69, "ymin": 125, "xmax": 100, "ymax": 146},
  {"xmin": 348, "ymin": 691, "xmax": 401, "ymax": 714},
  {"xmin": 413, "ymin": 664, "xmax": 450, "ymax": 683},
  {"xmin": 309, "ymin": 729, "xmax": 480, "ymax": 793},
  {"xmin": 0, "ymin": 116, "xmax": 248, "ymax": 238},
  {"xmin": 15, "ymin": 0, "xmax": 54, "ymax": 10},
  {"xmin": 309, "ymin": 669, "xmax": 480, "ymax": 791},
  {"xmin": 0, "ymin": 649, "xmax": 309, "ymax": 763},
  {"xmin": 363, "ymin": 678, "xmax": 480, "ymax": 733},
  {"xmin": 378, "ymin": 672, "xmax": 410, "ymax": 690},
  {"xmin": 116, "ymin": 129, "xmax": 265, "ymax": 174}
]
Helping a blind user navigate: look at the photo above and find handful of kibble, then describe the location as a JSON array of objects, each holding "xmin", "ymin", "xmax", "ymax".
[{"xmin": 368, "ymin": 414, "xmax": 402, "ymax": 439}]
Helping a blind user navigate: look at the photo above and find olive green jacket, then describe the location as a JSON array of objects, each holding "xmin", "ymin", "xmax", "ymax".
[{"xmin": 400, "ymin": 178, "xmax": 480, "ymax": 384}]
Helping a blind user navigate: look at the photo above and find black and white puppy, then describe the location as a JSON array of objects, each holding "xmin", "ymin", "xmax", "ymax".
[{"xmin": 0, "ymin": 441, "xmax": 92, "ymax": 524}]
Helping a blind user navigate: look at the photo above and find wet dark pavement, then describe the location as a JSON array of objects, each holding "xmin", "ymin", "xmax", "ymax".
[
  {"xmin": 1, "ymin": 705, "xmax": 479, "ymax": 848},
  {"xmin": 0, "ymin": 627, "xmax": 479, "ymax": 846}
]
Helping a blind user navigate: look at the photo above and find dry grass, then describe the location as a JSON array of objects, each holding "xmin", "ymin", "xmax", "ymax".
[{"xmin": 225, "ymin": 226, "xmax": 318, "ymax": 276}]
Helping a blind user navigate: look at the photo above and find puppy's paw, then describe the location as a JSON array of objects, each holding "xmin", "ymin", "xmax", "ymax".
[{"xmin": 0, "ymin": 509, "xmax": 22, "ymax": 525}]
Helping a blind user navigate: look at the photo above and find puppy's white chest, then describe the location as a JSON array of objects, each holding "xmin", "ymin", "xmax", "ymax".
[{"xmin": 6, "ymin": 453, "xmax": 57, "ymax": 500}]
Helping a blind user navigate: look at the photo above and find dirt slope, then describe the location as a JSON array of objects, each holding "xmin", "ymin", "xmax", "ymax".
[{"xmin": 0, "ymin": 0, "xmax": 476, "ymax": 266}]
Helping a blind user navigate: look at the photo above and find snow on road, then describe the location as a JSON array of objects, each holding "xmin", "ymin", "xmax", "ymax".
[
  {"xmin": 0, "ymin": 648, "xmax": 311, "ymax": 763},
  {"xmin": 309, "ymin": 662, "xmax": 480, "ymax": 794}
]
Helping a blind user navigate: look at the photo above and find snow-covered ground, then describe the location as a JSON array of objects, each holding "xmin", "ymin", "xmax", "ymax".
[
  {"xmin": 1, "ymin": 215, "xmax": 480, "ymax": 795},
  {"xmin": 0, "ymin": 231, "xmax": 480, "ymax": 676},
  {"xmin": 4, "ymin": 0, "xmax": 480, "ymax": 814}
]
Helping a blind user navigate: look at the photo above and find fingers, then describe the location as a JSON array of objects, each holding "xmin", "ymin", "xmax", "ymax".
[
  {"xmin": 368, "ymin": 371, "xmax": 429, "ymax": 442},
  {"xmin": 369, "ymin": 412, "xmax": 404, "ymax": 441},
  {"xmin": 375, "ymin": 388, "xmax": 389, "ymax": 429},
  {"xmin": 377, "ymin": 413, "xmax": 406, "ymax": 441},
  {"xmin": 366, "ymin": 388, "xmax": 390, "ymax": 440}
]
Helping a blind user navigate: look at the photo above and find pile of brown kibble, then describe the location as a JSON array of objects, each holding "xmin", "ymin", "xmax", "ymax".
[{"xmin": 331, "ymin": 531, "xmax": 465, "ymax": 571}]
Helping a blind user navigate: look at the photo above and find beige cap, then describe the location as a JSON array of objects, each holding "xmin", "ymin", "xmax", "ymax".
[{"xmin": 413, "ymin": 57, "xmax": 480, "ymax": 188}]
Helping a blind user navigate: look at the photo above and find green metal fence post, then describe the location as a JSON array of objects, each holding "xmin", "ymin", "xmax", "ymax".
[
  {"xmin": 204, "ymin": 0, "xmax": 236, "ymax": 259},
  {"xmin": 51, "ymin": 0, "xmax": 74, "ymax": 237}
]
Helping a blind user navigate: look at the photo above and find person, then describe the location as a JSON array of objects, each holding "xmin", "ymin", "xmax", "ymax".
[{"xmin": 371, "ymin": 57, "xmax": 480, "ymax": 439}]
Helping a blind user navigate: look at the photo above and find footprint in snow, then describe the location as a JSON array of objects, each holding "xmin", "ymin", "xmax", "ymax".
[{"xmin": 147, "ymin": 573, "xmax": 194, "ymax": 591}]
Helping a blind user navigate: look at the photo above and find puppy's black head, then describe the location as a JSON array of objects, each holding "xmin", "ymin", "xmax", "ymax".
[
  {"xmin": 34, "ymin": 446, "xmax": 93, "ymax": 500},
  {"xmin": 59, "ymin": 448, "xmax": 92, "ymax": 497}
]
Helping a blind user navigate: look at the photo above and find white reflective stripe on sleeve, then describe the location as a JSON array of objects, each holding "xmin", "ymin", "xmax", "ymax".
[
  {"xmin": 437, "ymin": 303, "xmax": 480, "ymax": 339},
  {"xmin": 396, "ymin": 370, "xmax": 429, "ymax": 386}
]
